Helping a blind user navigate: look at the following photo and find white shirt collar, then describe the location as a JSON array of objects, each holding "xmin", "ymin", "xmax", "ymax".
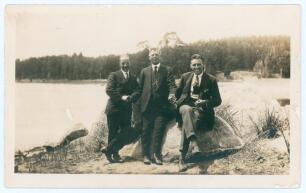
[
  {"xmin": 152, "ymin": 63, "xmax": 160, "ymax": 70},
  {"xmin": 193, "ymin": 72, "xmax": 203, "ymax": 79},
  {"xmin": 121, "ymin": 69, "xmax": 129, "ymax": 78}
]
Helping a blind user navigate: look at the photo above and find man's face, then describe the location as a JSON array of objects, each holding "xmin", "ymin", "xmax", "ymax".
[
  {"xmin": 120, "ymin": 58, "xmax": 130, "ymax": 72},
  {"xmin": 190, "ymin": 59, "xmax": 205, "ymax": 75},
  {"xmin": 149, "ymin": 51, "xmax": 160, "ymax": 65}
]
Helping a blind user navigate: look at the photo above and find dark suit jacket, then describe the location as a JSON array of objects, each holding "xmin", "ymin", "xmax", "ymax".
[
  {"xmin": 176, "ymin": 72, "xmax": 222, "ymax": 129},
  {"xmin": 105, "ymin": 70, "xmax": 139, "ymax": 115},
  {"xmin": 137, "ymin": 65, "xmax": 177, "ymax": 114}
]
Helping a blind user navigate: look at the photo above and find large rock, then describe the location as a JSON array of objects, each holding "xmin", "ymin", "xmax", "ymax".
[
  {"xmin": 130, "ymin": 115, "xmax": 244, "ymax": 159},
  {"xmin": 195, "ymin": 115, "xmax": 244, "ymax": 155}
]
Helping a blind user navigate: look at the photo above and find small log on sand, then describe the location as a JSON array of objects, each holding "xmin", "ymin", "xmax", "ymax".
[{"xmin": 58, "ymin": 129, "xmax": 88, "ymax": 146}]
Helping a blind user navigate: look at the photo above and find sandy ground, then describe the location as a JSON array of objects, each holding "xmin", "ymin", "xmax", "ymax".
[{"xmin": 17, "ymin": 134, "xmax": 289, "ymax": 174}]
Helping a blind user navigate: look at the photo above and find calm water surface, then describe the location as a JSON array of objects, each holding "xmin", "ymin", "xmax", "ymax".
[{"xmin": 15, "ymin": 83, "xmax": 107, "ymax": 151}]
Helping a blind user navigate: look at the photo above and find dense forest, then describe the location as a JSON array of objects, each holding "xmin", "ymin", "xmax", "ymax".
[{"xmin": 15, "ymin": 35, "xmax": 290, "ymax": 80}]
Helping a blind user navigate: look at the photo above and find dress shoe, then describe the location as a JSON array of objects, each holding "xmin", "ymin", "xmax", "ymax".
[
  {"xmin": 178, "ymin": 159, "xmax": 188, "ymax": 172},
  {"xmin": 143, "ymin": 156, "xmax": 151, "ymax": 165},
  {"xmin": 153, "ymin": 154, "xmax": 163, "ymax": 165},
  {"xmin": 101, "ymin": 147, "xmax": 107, "ymax": 153},
  {"xmin": 190, "ymin": 140, "xmax": 201, "ymax": 155},
  {"xmin": 102, "ymin": 148, "xmax": 115, "ymax": 163},
  {"xmin": 112, "ymin": 153, "xmax": 124, "ymax": 163},
  {"xmin": 178, "ymin": 154, "xmax": 188, "ymax": 172}
]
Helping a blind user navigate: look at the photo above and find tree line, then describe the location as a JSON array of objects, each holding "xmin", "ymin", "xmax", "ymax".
[{"xmin": 15, "ymin": 35, "xmax": 290, "ymax": 80}]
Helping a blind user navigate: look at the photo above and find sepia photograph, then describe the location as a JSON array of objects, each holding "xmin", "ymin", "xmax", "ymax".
[{"xmin": 4, "ymin": 4, "xmax": 301, "ymax": 188}]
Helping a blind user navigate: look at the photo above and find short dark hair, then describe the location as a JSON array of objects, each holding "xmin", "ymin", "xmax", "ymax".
[{"xmin": 191, "ymin": 54, "xmax": 202, "ymax": 60}]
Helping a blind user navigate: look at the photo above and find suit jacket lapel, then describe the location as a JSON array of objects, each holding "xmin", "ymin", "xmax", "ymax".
[
  {"xmin": 155, "ymin": 65, "xmax": 165, "ymax": 90},
  {"xmin": 200, "ymin": 72, "xmax": 209, "ymax": 99},
  {"xmin": 199, "ymin": 72, "xmax": 207, "ymax": 89},
  {"xmin": 148, "ymin": 66, "xmax": 153, "ymax": 92},
  {"xmin": 118, "ymin": 70, "xmax": 127, "ymax": 83}
]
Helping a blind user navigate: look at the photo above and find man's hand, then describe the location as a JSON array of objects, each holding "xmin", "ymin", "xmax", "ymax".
[
  {"xmin": 121, "ymin": 95, "xmax": 130, "ymax": 102},
  {"xmin": 194, "ymin": 99, "xmax": 207, "ymax": 108},
  {"xmin": 168, "ymin": 94, "xmax": 177, "ymax": 104}
]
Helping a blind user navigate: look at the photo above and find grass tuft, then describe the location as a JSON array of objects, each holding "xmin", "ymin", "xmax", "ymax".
[{"xmin": 249, "ymin": 107, "xmax": 290, "ymax": 153}]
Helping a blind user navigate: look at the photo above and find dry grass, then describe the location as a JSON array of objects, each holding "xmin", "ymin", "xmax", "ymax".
[
  {"xmin": 216, "ymin": 104, "xmax": 242, "ymax": 138},
  {"xmin": 206, "ymin": 104, "xmax": 290, "ymax": 175},
  {"xmin": 208, "ymin": 137, "xmax": 289, "ymax": 175},
  {"xmin": 248, "ymin": 107, "xmax": 290, "ymax": 153},
  {"xmin": 16, "ymin": 138, "xmax": 97, "ymax": 173}
]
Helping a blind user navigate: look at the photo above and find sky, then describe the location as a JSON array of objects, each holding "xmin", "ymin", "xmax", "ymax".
[{"xmin": 8, "ymin": 5, "xmax": 299, "ymax": 59}]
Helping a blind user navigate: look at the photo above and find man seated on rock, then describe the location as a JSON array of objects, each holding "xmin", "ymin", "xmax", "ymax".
[
  {"xmin": 104, "ymin": 54, "xmax": 140, "ymax": 163},
  {"xmin": 175, "ymin": 54, "xmax": 222, "ymax": 172}
]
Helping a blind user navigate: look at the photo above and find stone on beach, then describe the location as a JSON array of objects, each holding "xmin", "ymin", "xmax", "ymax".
[{"xmin": 59, "ymin": 123, "xmax": 88, "ymax": 147}]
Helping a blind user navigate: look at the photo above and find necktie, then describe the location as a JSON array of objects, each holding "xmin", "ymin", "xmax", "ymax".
[
  {"xmin": 195, "ymin": 75, "xmax": 199, "ymax": 86},
  {"xmin": 125, "ymin": 72, "xmax": 129, "ymax": 79},
  {"xmin": 192, "ymin": 75, "xmax": 200, "ymax": 97},
  {"xmin": 153, "ymin": 66, "xmax": 158, "ymax": 91},
  {"xmin": 154, "ymin": 66, "xmax": 158, "ymax": 76}
]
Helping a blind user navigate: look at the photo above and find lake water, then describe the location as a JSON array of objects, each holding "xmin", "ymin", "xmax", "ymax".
[
  {"xmin": 15, "ymin": 83, "xmax": 107, "ymax": 151},
  {"xmin": 15, "ymin": 78, "xmax": 290, "ymax": 151}
]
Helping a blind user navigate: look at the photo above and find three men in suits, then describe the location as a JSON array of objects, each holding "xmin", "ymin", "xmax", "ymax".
[
  {"xmin": 175, "ymin": 54, "xmax": 222, "ymax": 172},
  {"xmin": 104, "ymin": 55, "xmax": 139, "ymax": 163},
  {"xmin": 137, "ymin": 48, "xmax": 177, "ymax": 165}
]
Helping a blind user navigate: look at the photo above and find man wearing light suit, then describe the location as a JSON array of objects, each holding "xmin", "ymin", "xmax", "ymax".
[
  {"xmin": 136, "ymin": 48, "xmax": 177, "ymax": 165},
  {"xmin": 175, "ymin": 54, "xmax": 222, "ymax": 172},
  {"xmin": 104, "ymin": 55, "xmax": 140, "ymax": 163}
]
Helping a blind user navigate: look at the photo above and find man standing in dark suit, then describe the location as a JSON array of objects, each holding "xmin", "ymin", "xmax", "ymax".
[
  {"xmin": 104, "ymin": 55, "xmax": 139, "ymax": 163},
  {"xmin": 137, "ymin": 48, "xmax": 177, "ymax": 165},
  {"xmin": 175, "ymin": 54, "xmax": 222, "ymax": 172}
]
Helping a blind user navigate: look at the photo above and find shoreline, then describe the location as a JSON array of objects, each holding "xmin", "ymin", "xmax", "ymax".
[
  {"xmin": 16, "ymin": 79, "xmax": 108, "ymax": 84},
  {"xmin": 15, "ymin": 74, "xmax": 289, "ymax": 85}
]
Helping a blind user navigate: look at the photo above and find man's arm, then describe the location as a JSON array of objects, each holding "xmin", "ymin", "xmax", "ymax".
[
  {"xmin": 129, "ymin": 76, "xmax": 141, "ymax": 103},
  {"xmin": 175, "ymin": 74, "xmax": 185, "ymax": 99},
  {"xmin": 166, "ymin": 67, "xmax": 177, "ymax": 95},
  {"xmin": 130, "ymin": 69, "xmax": 144, "ymax": 102},
  {"xmin": 105, "ymin": 72, "xmax": 122, "ymax": 102}
]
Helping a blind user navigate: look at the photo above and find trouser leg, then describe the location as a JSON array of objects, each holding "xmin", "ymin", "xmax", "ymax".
[
  {"xmin": 111, "ymin": 110, "xmax": 132, "ymax": 154},
  {"xmin": 141, "ymin": 112, "xmax": 153, "ymax": 157},
  {"xmin": 179, "ymin": 105, "xmax": 198, "ymax": 139},
  {"xmin": 178, "ymin": 105, "xmax": 201, "ymax": 155},
  {"xmin": 106, "ymin": 113, "xmax": 120, "ymax": 152},
  {"xmin": 179, "ymin": 129, "xmax": 190, "ymax": 156},
  {"xmin": 152, "ymin": 114, "xmax": 167, "ymax": 156}
]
